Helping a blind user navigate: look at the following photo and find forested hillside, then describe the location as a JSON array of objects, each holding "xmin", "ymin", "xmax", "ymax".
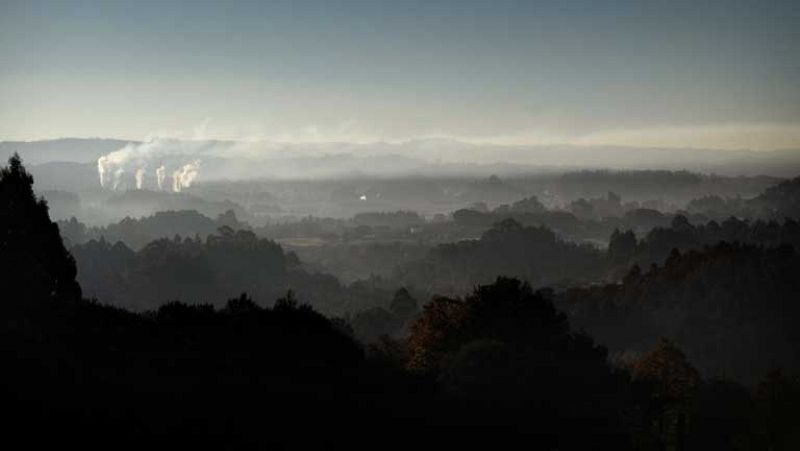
[{"xmin": 3, "ymin": 155, "xmax": 799, "ymax": 449}]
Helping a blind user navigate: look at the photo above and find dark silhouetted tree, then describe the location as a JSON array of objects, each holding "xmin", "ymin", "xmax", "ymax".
[
  {"xmin": 755, "ymin": 368, "xmax": 800, "ymax": 450},
  {"xmin": 389, "ymin": 287, "xmax": 418, "ymax": 319},
  {"xmin": 631, "ymin": 338, "xmax": 700, "ymax": 451},
  {"xmin": 0, "ymin": 154, "xmax": 81, "ymax": 303},
  {"xmin": 407, "ymin": 277, "xmax": 627, "ymax": 446},
  {"xmin": 609, "ymin": 228, "xmax": 637, "ymax": 263}
]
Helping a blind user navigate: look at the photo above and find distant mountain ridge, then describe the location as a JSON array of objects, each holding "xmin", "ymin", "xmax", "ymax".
[{"xmin": 2, "ymin": 137, "xmax": 799, "ymax": 178}]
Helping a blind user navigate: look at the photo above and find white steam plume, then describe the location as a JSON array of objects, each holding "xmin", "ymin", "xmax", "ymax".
[
  {"xmin": 135, "ymin": 168, "xmax": 146, "ymax": 190},
  {"xmin": 171, "ymin": 161, "xmax": 200, "ymax": 192},
  {"xmin": 98, "ymin": 156, "xmax": 109, "ymax": 188},
  {"xmin": 112, "ymin": 168, "xmax": 125, "ymax": 190},
  {"xmin": 96, "ymin": 139, "xmax": 213, "ymax": 192}
]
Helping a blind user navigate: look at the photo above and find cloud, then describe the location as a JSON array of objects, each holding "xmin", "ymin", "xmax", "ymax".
[
  {"xmin": 448, "ymin": 122, "xmax": 800, "ymax": 152},
  {"xmin": 568, "ymin": 123, "xmax": 800, "ymax": 151}
]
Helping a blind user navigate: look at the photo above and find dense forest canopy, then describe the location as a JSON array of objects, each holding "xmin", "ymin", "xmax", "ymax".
[{"xmin": 563, "ymin": 243, "xmax": 800, "ymax": 382}]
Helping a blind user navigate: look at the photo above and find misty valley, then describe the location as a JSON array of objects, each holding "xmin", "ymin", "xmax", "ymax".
[
  {"xmin": 2, "ymin": 138, "xmax": 800, "ymax": 449},
  {"xmin": 3, "ymin": 1, "xmax": 800, "ymax": 448}
]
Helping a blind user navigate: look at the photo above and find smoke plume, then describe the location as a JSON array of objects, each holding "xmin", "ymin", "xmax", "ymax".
[
  {"xmin": 96, "ymin": 139, "xmax": 214, "ymax": 192},
  {"xmin": 171, "ymin": 161, "xmax": 200, "ymax": 192},
  {"xmin": 135, "ymin": 168, "xmax": 146, "ymax": 190}
]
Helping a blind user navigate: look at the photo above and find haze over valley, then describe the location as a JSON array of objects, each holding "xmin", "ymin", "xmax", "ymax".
[{"xmin": 3, "ymin": 1, "xmax": 800, "ymax": 449}]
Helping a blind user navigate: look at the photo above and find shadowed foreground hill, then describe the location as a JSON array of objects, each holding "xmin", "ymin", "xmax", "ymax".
[{"xmin": 0, "ymin": 155, "xmax": 394, "ymax": 447}]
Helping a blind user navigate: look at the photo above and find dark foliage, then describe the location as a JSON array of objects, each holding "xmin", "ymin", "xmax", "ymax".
[
  {"xmin": 407, "ymin": 277, "xmax": 630, "ymax": 446},
  {"xmin": 69, "ymin": 227, "xmax": 398, "ymax": 315},
  {"xmin": 612, "ymin": 215, "xmax": 800, "ymax": 272},
  {"xmin": 3, "ymin": 155, "xmax": 799, "ymax": 449},
  {"xmin": 564, "ymin": 243, "xmax": 800, "ymax": 382},
  {"xmin": 399, "ymin": 218, "xmax": 606, "ymax": 296},
  {"xmin": 0, "ymin": 153, "xmax": 81, "ymax": 303},
  {"xmin": 59, "ymin": 208, "xmax": 249, "ymax": 249},
  {"xmin": 686, "ymin": 175, "xmax": 800, "ymax": 220}
]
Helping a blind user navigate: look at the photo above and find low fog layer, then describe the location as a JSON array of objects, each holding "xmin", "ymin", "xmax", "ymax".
[
  {"xmin": 4, "ymin": 137, "xmax": 794, "ymax": 227},
  {"xmin": 3, "ymin": 139, "xmax": 800, "ymax": 189}
]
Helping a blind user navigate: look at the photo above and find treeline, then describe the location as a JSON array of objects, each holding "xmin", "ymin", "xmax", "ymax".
[
  {"xmin": 70, "ymin": 229, "xmax": 398, "ymax": 315},
  {"xmin": 452, "ymin": 196, "xmax": 674, "ymax": 242},
  {"xmin": 53, "ymin": 174, "xmax": 800, "ymax": 293},
  {"xmin": 452, "ymin": 175, "xmax": 800, "ymax": 243},
  {"xmin": 549, "ymin": 170, "xmax": 775, "ymax": 202},
  {"xmin": 58, "ymin": 209, "xmax": 248, "ymax": 249},
  {"xmin": 686, "ymin": 175, "xmax": 800, "ymax": 220},
  {"xmin": 398, "ymin": 214, "xmax": 800, "ymax": 301},
  {"xmin": 610, "ymin": 215, "xmax": 800, "ymax": 272},
  {"xmin": 67, "ymin": 210, "xmax": 800, "ymax": 320},
  {"xmin": 56, "ymin": 174, "xmax": 800, "ymax": 255},
  {"xmin": 398, "ymin": 218, "xmax": 606, "ymax": 296},
  {"xmin": 562, "ymin": 243, "xmax": 800, "ymax": 383}
]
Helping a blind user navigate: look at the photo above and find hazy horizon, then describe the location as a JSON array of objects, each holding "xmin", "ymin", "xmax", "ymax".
[
  {"xmin": 4, "ymin": 135, "xmax": 800, "ymax": 152},
  {"xmin": 3, "ymin": 3, "xmax": 800, "ymax": 446},
  {"xmin": 2, "ymin": 0, "xmax": 799, "ymax": 152}
]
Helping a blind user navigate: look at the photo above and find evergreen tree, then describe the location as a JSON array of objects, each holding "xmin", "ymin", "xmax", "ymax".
[{"xmin": 0, "ymin": 154, "xmax": 81, "ymax": 303}]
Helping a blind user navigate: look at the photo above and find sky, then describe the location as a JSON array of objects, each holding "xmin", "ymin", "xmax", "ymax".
[{"xmin": 1, "ymin": 0, "xmax": 799, "ymax": 150}]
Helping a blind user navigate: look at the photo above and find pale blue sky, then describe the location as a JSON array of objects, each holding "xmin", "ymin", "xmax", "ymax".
[{"xmin": 1, "ymin": 0, "xmax": 799, "ymax": 149}]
